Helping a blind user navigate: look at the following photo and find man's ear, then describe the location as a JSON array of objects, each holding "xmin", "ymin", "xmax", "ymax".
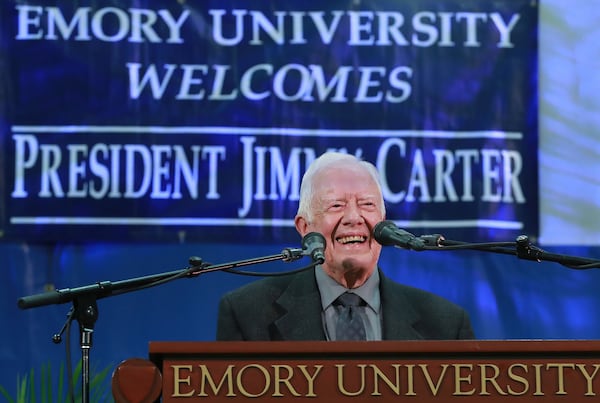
[{"xmin": 294, "ymin": 215, "xmax": 308, "ymax": 236}]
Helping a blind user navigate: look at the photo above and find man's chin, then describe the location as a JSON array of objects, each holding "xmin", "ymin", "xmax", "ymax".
[{"xmin": 340, "ymin": 257, "xmax": 374, "ymax": 273}]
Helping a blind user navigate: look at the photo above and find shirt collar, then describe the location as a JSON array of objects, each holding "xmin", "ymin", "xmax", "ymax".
[{"xmin": 315, "ymin": 266, "xmax": 380, "ymax": 312}]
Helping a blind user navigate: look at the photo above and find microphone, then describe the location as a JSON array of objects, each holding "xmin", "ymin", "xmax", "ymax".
[
  {"xmin": 373, "ymin": 221, "xmax": 426, "ymax": 251},
  {"xmin": 302, "ymin": 232, "xmax": 326, "ymax": 264}
]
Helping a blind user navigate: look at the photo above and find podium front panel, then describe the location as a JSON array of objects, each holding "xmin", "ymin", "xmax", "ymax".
[{"xmin": 141, "ymin": 340, "xmax": 600, "ymax": 402}]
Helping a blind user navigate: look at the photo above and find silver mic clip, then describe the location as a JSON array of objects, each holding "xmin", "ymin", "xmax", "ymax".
[{"xmin": 281, "ymin": 248, "xmax": 304, "ymax": 262}]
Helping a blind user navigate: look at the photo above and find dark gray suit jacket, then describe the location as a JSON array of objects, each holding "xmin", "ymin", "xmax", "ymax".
[{"xmin": 216, "ymin": 268, "xmax": 475, "ymax": 341}]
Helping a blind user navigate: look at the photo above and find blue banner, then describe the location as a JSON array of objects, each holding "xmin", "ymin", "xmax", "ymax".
[{"xmin": 1, "ymin": 0, "xmax": 538, "ymax": 242}]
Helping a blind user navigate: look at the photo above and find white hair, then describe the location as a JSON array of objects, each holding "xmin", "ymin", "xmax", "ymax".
[{"xmin": 296, "ymin": 152, "xmax": 386, "ymax": 222}]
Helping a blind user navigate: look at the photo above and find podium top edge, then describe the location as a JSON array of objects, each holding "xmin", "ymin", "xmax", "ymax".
[{"xmin": 148, "ymin": 339, "xmax": 600, "ymax": 356}]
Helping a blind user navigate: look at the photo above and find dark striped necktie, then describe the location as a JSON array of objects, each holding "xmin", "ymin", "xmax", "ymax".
[{"xmin": 334, "ymin": 292, "xmax": 367, "ymax": 341}]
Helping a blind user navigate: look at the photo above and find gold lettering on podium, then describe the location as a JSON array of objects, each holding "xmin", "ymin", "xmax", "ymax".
[
  {"xmin": 171, "ymin": 365, "xmax": 194, "ymax": 397},
  {"xmin": 479, "ymin": 364, "xmax": 508, "ymax": 395},
  {"xmin": 336, "ymin": 364, "xmax": 367, "ymax": 396},
  {"xmin": 192, "ymin": 363, "xmax": 324, "ymax": 398},
  {"xmin": 271, "ymin": 365, "xmax": 300, "ymax": 397},
  {"xmin": 165, "ymin": 360, "xmax": 600, "ymax": 399},
  {"xmin": 236, "ymin": 364, "xmax": 270, "ymax": 397},
  {"xmin": 197, "ymin": 364, "xmax": 235, "ymax": 397},
  {"xmin": 533, "ymin": 363, "xmax": 544, "ymax": 396},
  {"xmin": 507, "ymin": 363, "xmax": 529, "ymax": 395},
  {"xmin": 405, "ymin": 364, "xmax": 417, "ymax": 396},
  {"xmin": 452, "ymin": 363, "xmax": 476, "ymax": 396},
  {"xmin": 371, "ymin": 364, "xmax": 402, "ymax": 395},
  {"xmin": 420, "ymin": 363, "xmax": 449, "ymax": 395},
  {"xmin": 547, "ymin": 363, "xmax": 575, "ymax": 395},
  {"xmin": 297, "ymin": 364, "xmax": 323, "ymax": 397},
  {"xmin": 577, "ymin": 363, "xmax": 600, "ymax": 396}
]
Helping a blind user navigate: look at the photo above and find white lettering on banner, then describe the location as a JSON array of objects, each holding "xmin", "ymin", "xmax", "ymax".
[
  {"xmin": 12, "ymin": 5, "xmax": 526, "ymax": 104},
  {"xmin": 9, "ymin": 129, "xmax": 526, "ymax": 224},
  {"xmin": 210, "ymin": 10, "xmax": 520, "ymax": 48},
  {"xmin": 238, "ymin": 137, "xmax": 317, "ymax": 218},
  {"xmin": 15, "ymin": 5, "xmax": 189, "ymax": 43},
  {"xmin": 376, "ymin": 138, "xmax": 525, "ymax": 205},
  {"xmin": 126, "ymin": 63, "xmax": 413, "ymax": 103},
  {"xmin": 11, "ymin": 134, "xmax": 226, "ymax": 200},
  {"xmin": 13, "ymin": 5, "xmax": 524, "ymax": 106},
  {"xmin": 15, "ymin": 6, "xmax": 521, "ymax": 48}
]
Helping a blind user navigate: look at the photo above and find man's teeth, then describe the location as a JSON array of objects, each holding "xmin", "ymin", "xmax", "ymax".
[{"xmin": 338, "ymin": 235, "xmax": 366, "ymax": 244}]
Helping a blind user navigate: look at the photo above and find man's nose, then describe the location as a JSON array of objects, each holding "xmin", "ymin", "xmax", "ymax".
[{"xmin": 342, "ymin": 203, "xmax": 364, "ymax": 224}]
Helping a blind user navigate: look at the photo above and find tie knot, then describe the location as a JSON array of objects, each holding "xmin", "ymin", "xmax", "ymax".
[{"xmin": 335, "ymin": 292, "xmax": 364, "ymax": 308}]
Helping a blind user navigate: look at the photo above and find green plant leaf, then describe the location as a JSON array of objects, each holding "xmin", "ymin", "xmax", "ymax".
[
  {"xmin": 0, "ymin": 359, "xmax": 113, "ymax": 403},
  {"xmin": 56, "ymin": 361, "xmax": 65, "ymax": 403},
  {"xmin": 0, "ymin": 383, "xmax": 16, "ymax": 403}
]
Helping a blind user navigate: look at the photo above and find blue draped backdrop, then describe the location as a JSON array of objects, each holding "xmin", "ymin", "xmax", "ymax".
[{"xmin": 2, "ymin": 0, "xmax": 600, "ymax": 400}]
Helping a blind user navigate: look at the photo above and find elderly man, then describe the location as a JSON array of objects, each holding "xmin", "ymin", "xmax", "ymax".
[{"xmin": 216, "ymin": 152, "xmax": 474, "ymax": 341}]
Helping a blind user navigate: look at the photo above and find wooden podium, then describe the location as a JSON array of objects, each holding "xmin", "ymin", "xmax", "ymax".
[{"xmin": 111, "ymin": 340, "xmax": 600, "ymax": 402}]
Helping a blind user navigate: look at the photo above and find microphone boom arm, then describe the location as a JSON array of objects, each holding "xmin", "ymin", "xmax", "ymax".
[
  {"xmin": 16, "ymin": 245, "xmax": 310, "ymax": 403},
  {"xmin": 419, "ymin": 235, "xmax": 600, "ymax": 270}
]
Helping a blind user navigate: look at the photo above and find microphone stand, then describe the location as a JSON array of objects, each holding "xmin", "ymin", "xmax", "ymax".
[
  {"xmin": 514, "ymin": 235, "xmax": 600, "ymax": 269},
  {"xmin": 419, "ymin": 234, "xmax": 600, "ymax": 270},
  {"xmin": 17, "ymin": 247, "xmax": 309, "ymax": 403}
]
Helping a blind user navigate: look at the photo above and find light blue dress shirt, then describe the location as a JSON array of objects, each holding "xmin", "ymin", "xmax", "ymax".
[{"xmin": 315, "ymin": 267, "xmax": 382, "ymax": 341}]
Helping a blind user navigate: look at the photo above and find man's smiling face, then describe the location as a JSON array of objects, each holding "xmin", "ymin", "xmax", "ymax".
[{"xmin": 298, "ymin": 163, "xmax": 385, "ymax": 288}]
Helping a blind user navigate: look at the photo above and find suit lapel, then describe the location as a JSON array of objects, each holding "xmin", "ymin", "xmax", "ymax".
[
  {"xmin": 380, "ymin": 271, "xmax": 425, "ymax": 340},
  {"xmin": 268, "ymin": 268, "xmax": 424, "ymax": 341},
  {"xmin": 273, "ymin": 269, "xmax": 327, "ymax": 340}
]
